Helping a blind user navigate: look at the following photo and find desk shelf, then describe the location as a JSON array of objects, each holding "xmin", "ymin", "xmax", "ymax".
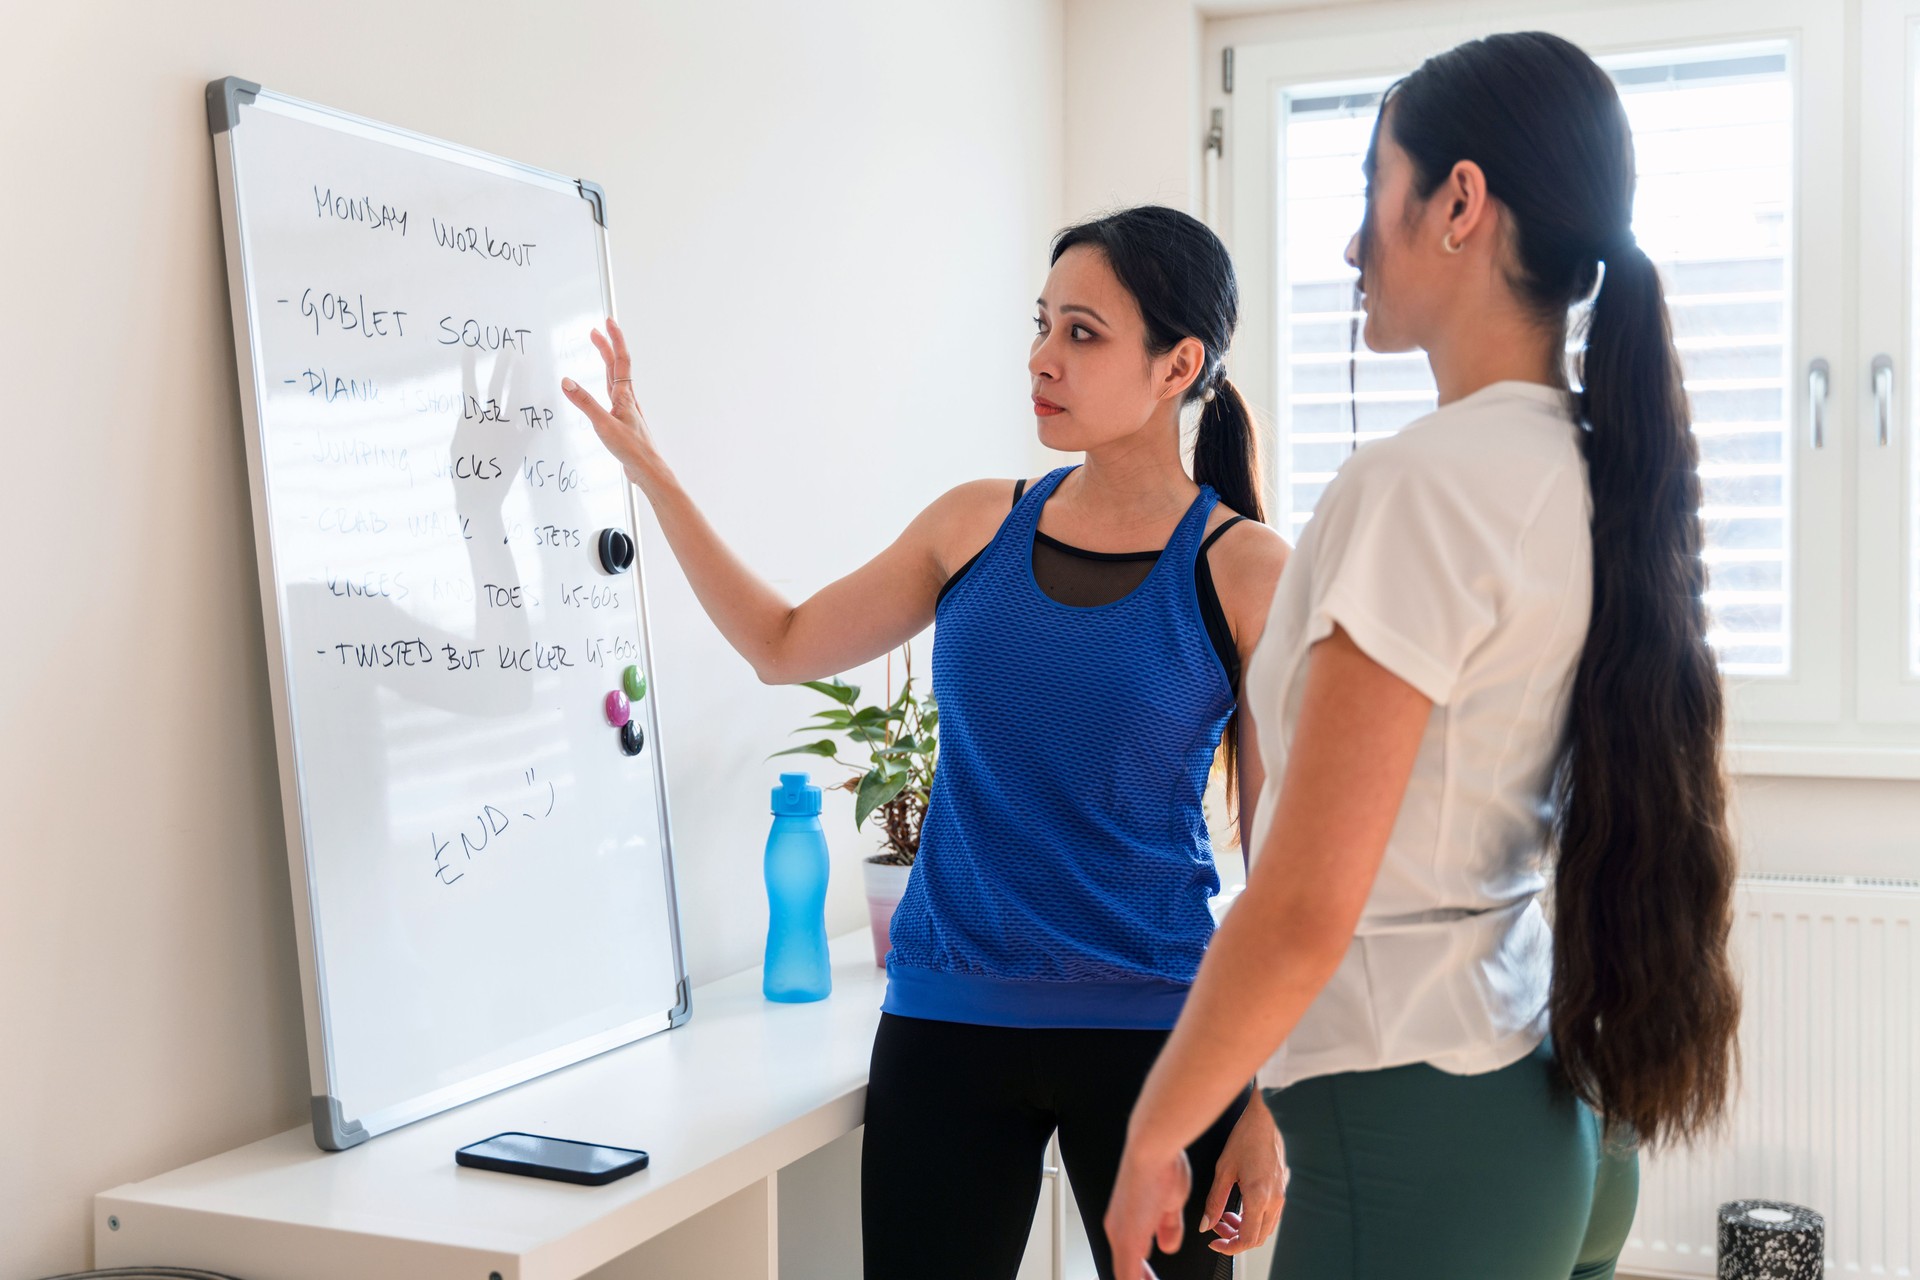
[{"xmin": 96, "ymin": 932, "xmax": 885, "ymax": 1280}]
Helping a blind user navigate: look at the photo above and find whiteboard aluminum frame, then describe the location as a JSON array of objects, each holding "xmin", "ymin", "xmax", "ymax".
[{"xmin": 206, "ymin": 77, "xmax": 690, "ymax": 1151}]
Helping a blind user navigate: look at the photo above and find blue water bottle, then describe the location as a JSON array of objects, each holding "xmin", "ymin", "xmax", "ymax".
[{"xmin": 763, "ymin": 772, "xmax": 832, "ymax": 1002}]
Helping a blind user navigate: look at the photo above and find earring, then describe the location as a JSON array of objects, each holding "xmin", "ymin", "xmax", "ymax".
[{"xmin": 1442, "ymin": 232, "xmax": 1463, "ymax": 254}]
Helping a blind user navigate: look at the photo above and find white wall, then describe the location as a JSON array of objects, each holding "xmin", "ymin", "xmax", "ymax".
[
  {"xmin": 1064, "ymin": 0, "xmax": 1205, "ymax": 218},
  {"xmin": 0, "ymin": 2, "xmax": 1063, "ymax": 1273},
  {"xmin": 1061, "ymin": 0, "xmax": 1352, "ymax": 220}
]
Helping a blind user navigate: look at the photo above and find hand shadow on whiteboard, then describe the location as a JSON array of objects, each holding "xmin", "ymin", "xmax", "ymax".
[{"xmin": 276, "ymin": 348, "xmax": 551, "ymax": 856}]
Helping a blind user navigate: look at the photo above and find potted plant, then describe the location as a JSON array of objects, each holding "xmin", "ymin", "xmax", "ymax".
[{"xmin": 774, "ymin": 644, "xmax": 935, "ymax": 967}]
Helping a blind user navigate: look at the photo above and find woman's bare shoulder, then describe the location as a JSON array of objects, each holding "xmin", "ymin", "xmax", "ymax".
[
  {"xmin": 1204, "ymin": 517, "xmax": 1292, "ymax": 647},
  {"xmin": 1206, "ymin": 512, "xmax": 1290, "ymax": 569},
  {"xmin": 921, "ymin": 476, "xmax": 1040, "ymax": 522},
  {"xmin": 914, "ymin": 477, "xmax": 1043, "ymax": 576}
]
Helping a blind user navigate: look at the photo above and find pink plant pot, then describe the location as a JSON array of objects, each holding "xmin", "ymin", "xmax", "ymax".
[{"xmin": 861, "ymin": 857, "xmax": 913, "ymax": 968}]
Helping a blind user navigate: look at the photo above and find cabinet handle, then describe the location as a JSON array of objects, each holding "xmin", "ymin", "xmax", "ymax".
[
  {"xmin": 1808, "ymin": 358, "xmax": 1829, "ymax": 449},
  {"xmin": 1873, "ymin": 354, "xmax": 1895, "ymax": 447}
]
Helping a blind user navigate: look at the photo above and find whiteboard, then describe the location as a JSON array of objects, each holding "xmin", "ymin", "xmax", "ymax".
[{"xmin": 207, "ymin": 79, "xmax": 688, "ymax": 1150}]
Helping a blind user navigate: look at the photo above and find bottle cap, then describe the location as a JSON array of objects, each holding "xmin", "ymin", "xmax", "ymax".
[{"xmin": 772, "ymin": 771, "xmax": 822, "ymax": 817}]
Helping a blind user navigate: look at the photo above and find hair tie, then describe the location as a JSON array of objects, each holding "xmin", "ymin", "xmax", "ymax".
[
  {"xmin": 1600, "ymin": 229, "xmax": 1639, "ymax": 262},
  {"xmin": 1201, "ymin": 366, "xmax": 1228, "ymax": 403}
]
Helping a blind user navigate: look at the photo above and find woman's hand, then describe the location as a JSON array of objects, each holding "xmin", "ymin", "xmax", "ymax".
[
  {"xmin": 1104, "ymin": 1141, "xmax": 1190, "ymax": 1280},
  {"xmin": 1199, "ymin": 1096, "xmax": 1285, "ymax": 1255},
  {"xmin": 560, "ymin": 316, "xmax": 663, "ymax": 489}
]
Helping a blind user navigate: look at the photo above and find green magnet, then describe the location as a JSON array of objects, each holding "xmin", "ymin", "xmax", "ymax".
[{"xmin": 622, "ymin": 665, "xmax": 647, "ymax": 701}]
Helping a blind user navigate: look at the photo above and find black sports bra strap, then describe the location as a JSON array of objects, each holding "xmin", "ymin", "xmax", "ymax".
[
  {"xmin": 1012, "ymin": 478, "xmax": 1028, "ymax": 509},
  {"xmin": 1199, "ymin": 514, "xmax": 1249, "ymax": 555}
]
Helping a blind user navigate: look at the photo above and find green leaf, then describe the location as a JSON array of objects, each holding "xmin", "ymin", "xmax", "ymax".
[
  {"xmin": 806, "ymin": 709, "xmax": 854, "ymax": 729},
  {"xmin": 768, "ymin": 740, "xmax": 839, "ymax": 760},
  {"xmin": 801, "ymin": 679, "xmax": 859, "ymax": 705},
  {"xmin": 847, "ymin": 724, "xmax": 890, "ymax": 745},
  {"xmin": 854, "ymin": 768, "xmax": 911, "ymax": 830}
]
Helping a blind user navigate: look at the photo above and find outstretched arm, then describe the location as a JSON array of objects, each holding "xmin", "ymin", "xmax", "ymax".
[{"xmin": 562, "ymin": 317, "xmax": 990, "ymax": 684}]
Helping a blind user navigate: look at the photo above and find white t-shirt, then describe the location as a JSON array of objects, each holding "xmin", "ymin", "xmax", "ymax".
[{"xmin": 1243, "ymin": 380, "xmax": 1593, "ymax": 1090}]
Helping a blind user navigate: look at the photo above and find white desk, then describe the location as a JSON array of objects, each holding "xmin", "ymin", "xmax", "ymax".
[{"xmin": 96, "ymin": 931, "xmax": 887, "ymax": 1280}]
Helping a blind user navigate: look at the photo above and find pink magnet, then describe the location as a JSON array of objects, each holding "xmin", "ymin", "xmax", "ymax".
[{"xmin": 604, "ymin": 690, "xmax": 631, "ymax": 727}]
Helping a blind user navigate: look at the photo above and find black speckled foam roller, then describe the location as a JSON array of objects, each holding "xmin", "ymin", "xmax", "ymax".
[{"xmin": 1717, "ymin": 1200, "xmax": 1824, "ymax": 1280}]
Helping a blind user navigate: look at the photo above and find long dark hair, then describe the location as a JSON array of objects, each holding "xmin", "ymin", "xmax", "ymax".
[
  {"xmin": 1377, "ymin": 33, "xmax": 1739, "ymax": 1148},
  {"xmin": 1051, "ymin": 206, "xmax": 1265, "ymax": 813}
]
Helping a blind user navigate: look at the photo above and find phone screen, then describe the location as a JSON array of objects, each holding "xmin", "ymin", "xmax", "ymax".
[{"xmin": 457, "ymin": 1132, "xmax": 648, "ymax": 1182}]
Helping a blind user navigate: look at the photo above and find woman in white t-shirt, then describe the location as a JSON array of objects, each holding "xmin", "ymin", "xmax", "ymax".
[{"xmin": 1105, "ymin": 31, "xmax": 1740, "ymax": 1280}]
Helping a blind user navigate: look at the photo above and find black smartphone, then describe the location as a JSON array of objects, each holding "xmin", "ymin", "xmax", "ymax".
[{"xmin": 454, "ymin": 1132, "xmax": 650, "ymax": 1186}]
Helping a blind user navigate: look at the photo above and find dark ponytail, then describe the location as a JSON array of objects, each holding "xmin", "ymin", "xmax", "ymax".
[
  {"xmin": 1051, "ymin": 207, "xmax": 1266, "ymax": 815},
  {"xmin": 1385, "ymin": 33, "xmax": 1739, "ymax": 1148},
  {"xmin": 1193, "ymin": 377, "xmax": 1265, "ymax": 528}
]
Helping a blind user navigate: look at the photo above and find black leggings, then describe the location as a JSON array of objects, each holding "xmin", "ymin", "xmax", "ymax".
[{"xmin": 862, "ymin": 1013, "xmax": 1252, "ymax": 1280}]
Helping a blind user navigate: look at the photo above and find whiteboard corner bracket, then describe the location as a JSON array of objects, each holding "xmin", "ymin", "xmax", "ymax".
[
  {"xmin": 312, "ymin": 1095, "xmax": 369, "ymax": 1151},
  {"xmin": 578, "ymin": 179, "xmax": 608, "ymax": 228},
  {"xmin": 669, "ymin": 978, "xmax": 692, "ymax": 1028},
  {"xmin": 207, "ymin": 77, "xmax": 261, "ymax": 136}
]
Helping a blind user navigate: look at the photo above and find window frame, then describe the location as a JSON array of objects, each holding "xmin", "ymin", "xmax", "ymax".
[
  {"xmin": 1220, "ymin": 0, "xmax": 1890, "ymax": 774},
  {"xmin": 1859, "ymin": 0, "xmax": 1920, "ymax": 725}
]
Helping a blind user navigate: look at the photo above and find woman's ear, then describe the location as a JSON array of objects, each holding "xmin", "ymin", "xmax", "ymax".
[
  {"xmin": 1441, "ymin": 159, "xmax": 1492, "ymax": 251},
  {"xmin": 1159, "ymin": 336, "xmax": 1208, "ymax": 403}
]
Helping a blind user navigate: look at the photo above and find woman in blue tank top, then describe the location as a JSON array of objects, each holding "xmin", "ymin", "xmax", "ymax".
[{"xmin": 564, "ymin": 206, "xmax": 1291, "ymax": 1280}]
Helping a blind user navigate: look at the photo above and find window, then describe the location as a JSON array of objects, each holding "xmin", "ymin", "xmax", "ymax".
[
  {"xmin": 1858, "ymin": 0, "xmax": 1920, "ymax": 725},
  {"xmin": 1276, "ymin": 51, "xmax": 1794, "ymax": 674},
  {"xmin": 1278, "ymin": 88, "xmax": 1433, "ymax": 534},
  {"xmin": 1222, "ymin": 0, "xmax": 1918, "ymax": 770}
]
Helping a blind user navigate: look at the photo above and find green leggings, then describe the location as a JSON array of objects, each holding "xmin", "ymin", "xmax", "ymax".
[{"xmin": 1261, "ymin": 1040, "xmax": 1638, "ymax": 1280}]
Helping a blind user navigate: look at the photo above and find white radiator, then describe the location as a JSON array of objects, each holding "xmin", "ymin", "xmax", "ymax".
[{"xmin": 1622, "ymin": 875, "xmax": 1919, "ymax": 1279}]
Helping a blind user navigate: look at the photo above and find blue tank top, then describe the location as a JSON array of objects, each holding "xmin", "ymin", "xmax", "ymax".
[{"xmin": 883, "ymin": 465, "xmax": 1236, "ymax": 1029}]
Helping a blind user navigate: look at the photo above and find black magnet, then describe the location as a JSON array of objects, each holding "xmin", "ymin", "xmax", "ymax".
[
  {"xmin": 619, "ymin": 721, "xmax": 646, "ymax": 756},
  {"xmin": 598, "ymin": 527, "xmax": 635, "ymax": 574}
]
